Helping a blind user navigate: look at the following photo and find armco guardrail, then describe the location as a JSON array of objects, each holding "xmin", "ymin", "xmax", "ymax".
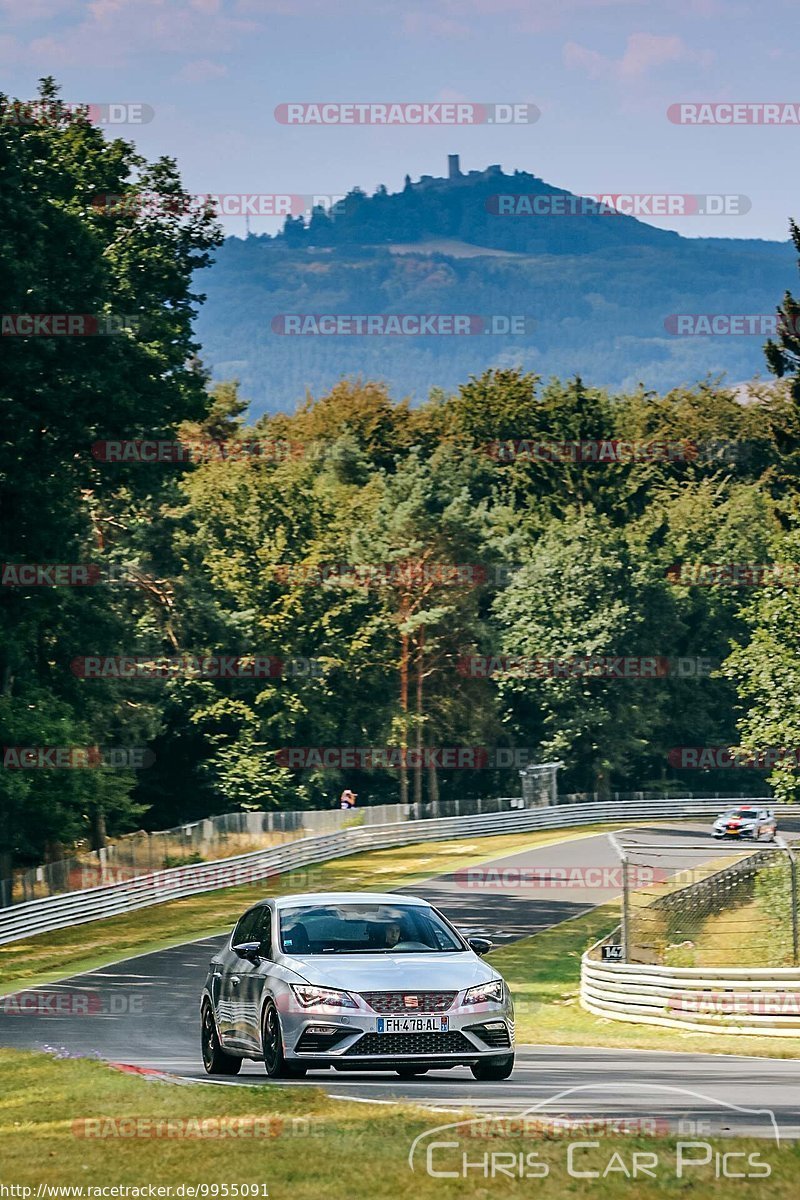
[
  {"xmin": 0, "ymin": 797, "xmax": 746, "ymax": 946},
  {"xmin": 581, "ymin": 953, "xmax": 800, "ymax": 1036}
]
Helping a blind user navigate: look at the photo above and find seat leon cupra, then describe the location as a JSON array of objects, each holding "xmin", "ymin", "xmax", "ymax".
[{"xmin": 200, "ymin": 891, "xmax": 515, "ymax": 1080}]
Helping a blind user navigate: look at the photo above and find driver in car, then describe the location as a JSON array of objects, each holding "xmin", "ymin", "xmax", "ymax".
[{"xmin": 384, "ymin": 921, "xmax": 403, "ymax": 949}]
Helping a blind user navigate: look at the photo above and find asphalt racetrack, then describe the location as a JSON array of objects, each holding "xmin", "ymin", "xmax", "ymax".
[{"xmin": 3, "ymin": 821, "xmax": 799, "ymax": 1137}]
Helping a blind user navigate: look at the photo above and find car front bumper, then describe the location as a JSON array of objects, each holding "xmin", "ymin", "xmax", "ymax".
[{"xmin": 282, "ymin": 1005, "xmax": 515, "ymax": 1066}]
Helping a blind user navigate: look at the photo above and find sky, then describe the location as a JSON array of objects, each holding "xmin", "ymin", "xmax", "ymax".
[{"xmin": 2, "ymin": 0, "xmax": 799, "ymax": 240}]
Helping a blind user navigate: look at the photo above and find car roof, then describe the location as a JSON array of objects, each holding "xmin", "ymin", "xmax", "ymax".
[{"xmin": 264, "ymin": 891, "xmax": 430, "ymax": 911}]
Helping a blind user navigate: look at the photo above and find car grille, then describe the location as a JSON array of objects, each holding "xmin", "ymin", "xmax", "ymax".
[
  {"xmin": 359, "ymin": 990, "xmax": 457, "ymax": 1013},
  {"xmin": 344, "ymin": 1031, "xmax": 474, "ymax": 1056}
]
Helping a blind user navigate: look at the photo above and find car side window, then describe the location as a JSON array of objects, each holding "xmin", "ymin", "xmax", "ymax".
[
  {"xmin": 232, "ymin": 909, "xmax": 258, "ymax": 946},
  {"xmin": 252, "ymin": 908, "xmax": 273, "ymax": 958}
]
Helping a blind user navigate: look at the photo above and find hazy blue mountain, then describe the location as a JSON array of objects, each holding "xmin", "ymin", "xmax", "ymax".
[{"xmin": 193, "ymin": 162, "xmax": 796, "ymax": 414}]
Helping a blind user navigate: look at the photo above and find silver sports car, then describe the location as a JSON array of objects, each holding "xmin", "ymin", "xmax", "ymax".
[
  {"xmin": 201, "ymin": 891, "xmax": 515, "ymax": 1080},
  {"xmin": 711, "ymin": 806, "xmax": 777, "ymax": 841}
]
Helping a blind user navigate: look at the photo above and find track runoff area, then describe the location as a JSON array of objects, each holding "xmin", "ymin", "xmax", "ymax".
[{"xmin": 2, "ymin": 820, "xmax": 800, "ymax": 1138}]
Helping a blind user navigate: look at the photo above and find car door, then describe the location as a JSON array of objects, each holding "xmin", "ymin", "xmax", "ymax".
[
  {"xmin": 218, "ymin": 908, "xmax": 259, "ymax": 1045},
  {"xmin": 241, "ymin": 905, "xmax": 275, "ymax": 1051},
  {"xmin": 227, "ymin": 904, "xmax": 274, "ymax": 1051}
]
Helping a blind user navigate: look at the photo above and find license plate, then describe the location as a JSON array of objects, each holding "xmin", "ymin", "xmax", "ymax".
[{"xmin": 376, "ymin": 1016, "xmax": 449, "ymax": 1033}]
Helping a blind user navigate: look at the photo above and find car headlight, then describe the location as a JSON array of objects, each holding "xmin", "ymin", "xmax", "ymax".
[
  {"xmin": 463, "ymin": 979, "xmax": 505, "ymax": 1006},
  {"xmin": 290, "ymin": 985, "xmax": 358, "ymax": 1009}
]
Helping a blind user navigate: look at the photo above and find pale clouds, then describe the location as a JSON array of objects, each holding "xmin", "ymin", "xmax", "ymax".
[
  {"xmin": 177, "ymin": 57, "xmax": 229, "ymax": 81},
  {"xmin": 3, "ymin": 0, "xmax": 258, "ymax": 68},
  {"xmin": 564, "ymin": 31, "xmax": 714, "ymax": 79}
]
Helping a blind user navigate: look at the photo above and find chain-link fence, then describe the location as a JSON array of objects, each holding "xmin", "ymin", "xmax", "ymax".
[{"xmin": 606, "ymin": 831, "xmax": 799, "ymax": 968}]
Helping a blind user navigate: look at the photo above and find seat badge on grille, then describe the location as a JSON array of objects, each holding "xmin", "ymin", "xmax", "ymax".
[{"xmin": 404, "ymin": 995, "xmax": 419, "ymax": 1008}]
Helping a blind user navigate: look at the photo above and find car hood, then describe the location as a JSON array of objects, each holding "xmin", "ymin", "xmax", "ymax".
[
  {"xmin": 715, "ymin": 815, "xmax": 755, "ymax": 824},
  {"xmin": 279, "ymin": 951, "xmax": 498, "ymax": 993}
]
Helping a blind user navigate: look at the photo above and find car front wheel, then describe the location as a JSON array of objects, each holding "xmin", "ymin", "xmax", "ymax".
[
  {"xmin": 261, "ymin": 1000, "xmax": 307, "ymax": 1078},
  {"xmin": 470, "ymin": 1054, "xmax": 514, "ymax": 1081},
  {"xmin": 201, "ymin": 1001, "xmax": 242, "ymax": 1075}
]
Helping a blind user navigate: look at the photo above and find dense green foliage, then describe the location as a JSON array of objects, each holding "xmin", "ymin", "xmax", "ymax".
[
  {"xmin": 0, "ymin": 80, "xmax": 221, "ymax": 874},
  {"xmin": 5, "ymin": 86, "xmax": 800, "ymax": 878}
]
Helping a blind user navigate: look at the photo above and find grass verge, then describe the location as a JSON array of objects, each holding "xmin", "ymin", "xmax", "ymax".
[{"xmin": 0, "ymin": 1048, "xmax": 797, "ymax": 1199}]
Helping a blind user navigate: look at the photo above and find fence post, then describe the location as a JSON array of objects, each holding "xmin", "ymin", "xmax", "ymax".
[
  {"xmin": 780, "ymin": 837, "xmax": 799, "ymax": 966},
  {"xmin": 607, "ymin": 831, "xmax": 629, "ymax": 961}
]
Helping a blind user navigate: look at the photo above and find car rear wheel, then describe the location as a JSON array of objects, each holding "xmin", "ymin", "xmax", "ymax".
[
  {"xmin": 395, "ymin": 1066, "xmax": 429, "ymax": 1078},
  {"xmin": 201, "ymin": 1001, "xmax": 242, "ymax": 1075},
  {"xmin": 470, "ymin": 1054, "xmax": 514, "ymax": 1081},
  {"xmin": 261, "ymin": 1000, "xmax": 307, "ymax": 1078}
]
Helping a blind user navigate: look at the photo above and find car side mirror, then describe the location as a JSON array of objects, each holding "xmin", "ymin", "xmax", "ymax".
[
  {"xmin": 468, "ymin": 937, "xmax": 493, "ymax": 956},
  {"xmin": 233, "ymin": 941, "xmax": 262, "ymax": 962}
]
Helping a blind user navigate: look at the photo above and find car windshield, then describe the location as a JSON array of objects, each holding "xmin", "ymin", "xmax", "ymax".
[
  {"xmin": 278, "ymin": 902, "xmax": 465, "ymax": 954},
  {"xmin": 732, "ymin": 809, "xmax": 759, "ymax": 818}
]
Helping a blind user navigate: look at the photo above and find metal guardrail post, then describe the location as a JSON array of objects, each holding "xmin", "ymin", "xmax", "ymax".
[
  {"xmin": 607, "ymin": 831, "xmax": 629, "ymax": 961},
  {"xmin": 778, "ymin": 836, "xmax": 799, "ymax": 966}
]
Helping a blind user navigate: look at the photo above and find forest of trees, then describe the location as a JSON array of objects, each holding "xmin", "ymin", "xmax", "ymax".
[{"xmin": 4, "ymin": 84, "xmax": 800, "ymax": 878}]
